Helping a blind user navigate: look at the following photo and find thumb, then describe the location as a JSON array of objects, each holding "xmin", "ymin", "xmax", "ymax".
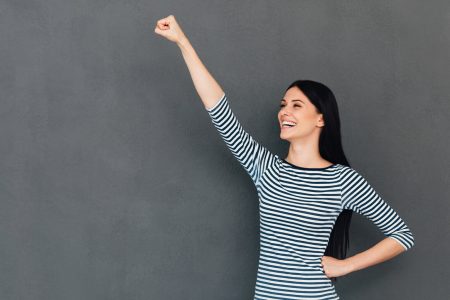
[{"xmin": 154, "ymin": 25, "xmax": 170, "ymax": 37}]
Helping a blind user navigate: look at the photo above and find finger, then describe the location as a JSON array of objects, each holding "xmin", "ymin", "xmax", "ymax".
[
  {"xmin": 157, "ymin": 19, "xmax": 169, "ymax": 28},
  {"xmin": 154, "ymin": 26, "xmax": 167, "ymax": 35}
]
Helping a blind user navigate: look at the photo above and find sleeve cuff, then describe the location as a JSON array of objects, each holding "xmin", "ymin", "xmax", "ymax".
[{"xmin": 205, "ymin": 93, "xmax": 226, "ymax": 112}]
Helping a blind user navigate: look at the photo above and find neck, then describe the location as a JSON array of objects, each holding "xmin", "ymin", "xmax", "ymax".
[{"xmin": 285, "ymin": 138, "xmax": 329, "ymax": 167}]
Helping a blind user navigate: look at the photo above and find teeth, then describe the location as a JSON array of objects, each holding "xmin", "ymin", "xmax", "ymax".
[{"xmin": 282, "ymin": 121, "xmax": 297, "ymax": 126}]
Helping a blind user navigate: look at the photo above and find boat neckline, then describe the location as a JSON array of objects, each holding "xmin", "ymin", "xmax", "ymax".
[{"xmin": 281, "ymin": 159, "xmax": 337, "ymax": 170}]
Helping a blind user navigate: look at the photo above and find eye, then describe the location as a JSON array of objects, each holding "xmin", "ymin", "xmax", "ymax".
[{"xmin": 279, "ymin": 103, "xmax": 301, "ymax": 108}]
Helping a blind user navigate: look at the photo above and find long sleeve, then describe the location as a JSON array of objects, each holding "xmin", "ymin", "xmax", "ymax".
[
  {"xmin": 340, "ymin": 167, "xmax": 415, "ymax": 251},
  {"xmin": 205, "ymin": 93, "xmax": 277, "ymax": 186}
]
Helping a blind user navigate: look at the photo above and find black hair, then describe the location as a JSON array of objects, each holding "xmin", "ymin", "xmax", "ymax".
[{"xmin": 285, "ymin": 79, "xmax": 352, "ymax": 283}]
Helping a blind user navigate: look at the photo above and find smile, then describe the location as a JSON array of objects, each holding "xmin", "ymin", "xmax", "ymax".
[{"xmin": 281, "ymin": 120, "xmax": 297, "ymax": 129}]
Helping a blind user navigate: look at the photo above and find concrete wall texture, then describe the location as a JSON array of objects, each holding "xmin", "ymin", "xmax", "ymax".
[{"xmin": 0, "ymin": 1, "xmax": 448, "ymax": 299}]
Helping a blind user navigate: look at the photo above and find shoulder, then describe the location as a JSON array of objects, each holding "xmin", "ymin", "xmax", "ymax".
[
  {"xmin": 337, "ymin": 165, "xmax": 366, "ymax": 184},
  {"xmin": 338, "ymin": 164, "xmax": 356, "ymax": 174}
]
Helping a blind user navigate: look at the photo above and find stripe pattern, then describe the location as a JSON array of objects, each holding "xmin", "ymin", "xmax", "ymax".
[{"xmin": 206, "ymin": 93, "xmax": 414, "ymax": 299}]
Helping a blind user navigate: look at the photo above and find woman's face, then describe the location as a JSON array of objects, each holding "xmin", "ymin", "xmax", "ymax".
[{"xmin": 278, "ymin": 87, "xmax": 325, "ymax": 141}]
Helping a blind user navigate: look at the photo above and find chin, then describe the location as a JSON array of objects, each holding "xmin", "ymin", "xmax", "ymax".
[{"xmin": 279, "ymin": 134, "xmax": 291, "ymax": 142}]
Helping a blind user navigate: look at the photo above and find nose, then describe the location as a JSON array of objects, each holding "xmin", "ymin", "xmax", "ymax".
[{"xmin": 279, "ymin": 106, "xmax": 292, "ymax": 118}]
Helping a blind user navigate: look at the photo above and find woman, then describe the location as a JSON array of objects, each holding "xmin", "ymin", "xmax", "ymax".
[{"xmin": 154, "ymin": 15, "xmax": 415, "ymax": 300}]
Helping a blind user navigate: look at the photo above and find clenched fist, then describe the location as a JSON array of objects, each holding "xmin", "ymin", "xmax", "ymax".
[
  {"xmin": 321, "ymin": 255, "xmax": 353, "ymax": 278},
  {"xmin": 154, "ymin": 15, "xmax": 187, "ymax": 44}
]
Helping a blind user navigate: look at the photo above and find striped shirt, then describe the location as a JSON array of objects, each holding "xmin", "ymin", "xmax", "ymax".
[{"xmin": 205, "ymin": 93, "xmax": 415, "ymax": 300}]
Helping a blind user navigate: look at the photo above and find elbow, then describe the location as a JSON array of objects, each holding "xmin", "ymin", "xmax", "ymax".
[
  {"xmin": 408, "ymin": 232, "xmax": 415, "ymax": 250},
  {"xmin": 405, "ymin": 229, "xmax": 415, "ymax": 251}
]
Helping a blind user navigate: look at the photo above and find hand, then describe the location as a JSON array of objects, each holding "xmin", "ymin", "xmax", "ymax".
[
  {"xmin": 320, "ymin": 255, "xmax": 353, "ymax": 278},
  {"xmin": 154, "ymin": 15, "xmax": 188, "ymax": 44}
]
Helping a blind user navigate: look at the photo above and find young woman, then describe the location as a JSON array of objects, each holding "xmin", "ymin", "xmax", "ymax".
[{"xmin": 154, "ymin": 15, "xmax": 415, "ymax": 300}]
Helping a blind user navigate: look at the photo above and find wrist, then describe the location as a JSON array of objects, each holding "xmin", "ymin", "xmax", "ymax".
[
  {"xmin": 177, "ymin": 35, "xmax": 190, "ymax": 48},
  {"xmin": 343, "ymin": 257, "xmax": 356, "ymax": 274}
]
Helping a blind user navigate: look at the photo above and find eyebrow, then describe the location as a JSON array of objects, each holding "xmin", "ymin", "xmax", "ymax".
[{"xmin": 281, "ymin": 99, "xmax": 305, "ymax": 104}]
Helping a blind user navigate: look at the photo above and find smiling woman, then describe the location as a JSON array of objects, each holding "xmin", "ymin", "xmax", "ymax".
[
  {"xmin": 154, "ymin": 14, "xmax": 415, "ymax": 300},
  {"xmin": 278, "ymin": 82, "xmax": 337, "ymax": 169},
  {"xmin": 204, "ymin": 91, "xmax": 414, "ymax": 299}
]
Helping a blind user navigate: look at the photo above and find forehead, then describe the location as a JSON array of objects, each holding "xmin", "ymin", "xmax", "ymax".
[{"xmin": 281, "ymin": 87, "xmax": 310, "ymax": 103}]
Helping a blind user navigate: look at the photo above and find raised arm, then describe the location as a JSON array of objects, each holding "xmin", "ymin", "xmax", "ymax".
[
  {"xmin": 154, "ymin": 15, "xmax": 277, "ymax": 185},
  {"xmin": 154, "ymin": 15, "xmax": 224, "ymax": 109},
  {"xmin": 204, "ymin": 93, "xmax": 276, "ymax": 185}
]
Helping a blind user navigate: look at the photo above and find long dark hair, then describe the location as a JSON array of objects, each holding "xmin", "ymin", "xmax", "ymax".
[{"xmin": 285, "ymin": 79, "xmax": 352, "ymax": 283}]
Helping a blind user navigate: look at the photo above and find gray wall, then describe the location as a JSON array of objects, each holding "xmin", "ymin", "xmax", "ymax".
[{"xmin": 1, "ymin": 0, "xmax": 448, "ymax": 299}]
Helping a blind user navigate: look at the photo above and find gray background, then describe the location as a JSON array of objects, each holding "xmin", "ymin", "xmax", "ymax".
[{"xmin": 1, "ymin": 0, "xmax": 448, "ymax": 299}]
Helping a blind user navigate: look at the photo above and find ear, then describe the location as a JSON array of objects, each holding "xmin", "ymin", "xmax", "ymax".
[{"xmin": 317, "ymin": 114, "xmax": 325, "ymax": 128}]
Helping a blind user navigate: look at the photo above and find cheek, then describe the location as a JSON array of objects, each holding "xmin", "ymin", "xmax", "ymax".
[
  {"xmin": 299, "ymin": 111, "xmax": 318, "ymax": 122},
  {"xmin": 295, "ymin": 114, "xmax": 318, "ymax": 131}
]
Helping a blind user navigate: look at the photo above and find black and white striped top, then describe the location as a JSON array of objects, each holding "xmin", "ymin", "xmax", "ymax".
[{"xmin": 205, "ymin": 93, "xmax": 415, "ymax": 300}]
